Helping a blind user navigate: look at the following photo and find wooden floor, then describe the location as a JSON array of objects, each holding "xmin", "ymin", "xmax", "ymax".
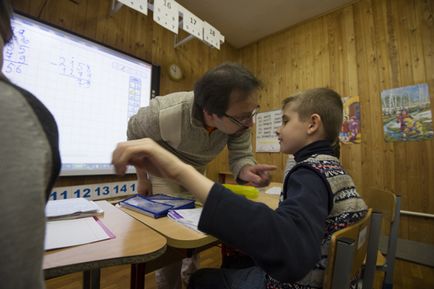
[{"xmin": 46, "ymin": 246, "xmax": 434, "ymax": 289}]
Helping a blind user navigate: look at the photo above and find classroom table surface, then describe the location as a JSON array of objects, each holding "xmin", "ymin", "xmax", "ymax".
[
  {"xmin": 120, "ymin": 182, "xmax": 282, "ymax": 249},
  {"xmin": 120, "ymin": 205, "xmax": 217, "ymax": 249},
  {"xmin": 43, "ymin": 200, "xmax": 167, "ymax": 279}
]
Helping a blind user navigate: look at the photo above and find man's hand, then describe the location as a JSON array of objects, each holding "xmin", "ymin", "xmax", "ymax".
[
  {"xmin": 238, "ymin": 164, "xmax": 277, "ymax": 187},
  {"xmin": 136, "ymin": 167, "xmax": 153, "ymax": 195}
]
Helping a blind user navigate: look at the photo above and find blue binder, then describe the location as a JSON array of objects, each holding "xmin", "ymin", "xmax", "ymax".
[{"xmin": 119, "ymin": 194, "xmax": 195, "ymax": 218}]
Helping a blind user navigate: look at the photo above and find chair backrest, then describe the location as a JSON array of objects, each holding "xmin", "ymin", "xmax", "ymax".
[
  {"xmin": 364, "ymin": 188, "xmax": 400, "ymax": 288},
  {"xmin": 323, "ymin": 208, "xmax": 372, "ymax": 289},
  {"xmin": 366, "ymin": 188, "xmax": 397, "ymax": 230}
]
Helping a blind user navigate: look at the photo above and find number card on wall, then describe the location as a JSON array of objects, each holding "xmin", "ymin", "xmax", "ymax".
[
  {"xmin": 178, "ymin": 4, "xmax": 203, "ymax": 39},
  {"xmin": 50, "ymin": 181, "xmax": 137, "ymax": 201},
  {"xmin": 118, "ymin": 0, "xmax": 148, "ymax": 15},
  {"xmin": 153, "ymin": 0, "xmax": 179, "ymax": 34},
  {"xmin": 203, "ymin": 21, "xmax": 221, "ymax": 49}
]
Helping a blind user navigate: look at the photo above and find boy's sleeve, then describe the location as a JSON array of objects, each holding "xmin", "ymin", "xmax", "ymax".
[
  {"xmin": 127, "ymin": 98, "xmax": 162, "ymax": 141},
  {"xmin": 199, "ymin": 167, "xmax": 329, "ymax": 283},
  {"xmin": 227, "ymin": 131, "xmax": 256, "ymax": 179}
]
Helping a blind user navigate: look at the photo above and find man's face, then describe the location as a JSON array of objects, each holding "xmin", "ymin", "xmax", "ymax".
[{"xmin": 214, "ymin": 89, "xmax": 260, "ymax": 136}]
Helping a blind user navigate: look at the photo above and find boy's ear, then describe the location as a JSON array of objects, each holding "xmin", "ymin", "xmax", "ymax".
[{"xmin": 307, "ymin": 113, "xmax": 322, "ymax": 135}]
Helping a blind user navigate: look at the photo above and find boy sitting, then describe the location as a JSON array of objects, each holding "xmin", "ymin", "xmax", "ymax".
[{"xmin": 112, "ymin": 87, "xmax": 367, "ymax": 289}]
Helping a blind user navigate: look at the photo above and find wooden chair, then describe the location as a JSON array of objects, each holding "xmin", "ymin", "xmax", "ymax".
[
  {"xmin": 362, "ymin": 188, "xmax": 400, "ymax": 289},
  {"xmin": 323, "ymin": 209, "xmax": 373, "ymax": 289}
]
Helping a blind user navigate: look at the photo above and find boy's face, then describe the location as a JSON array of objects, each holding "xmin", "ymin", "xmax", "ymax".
[{"xmin": 276, "ymin": 104, "xmax": 311, "ymax": 154}]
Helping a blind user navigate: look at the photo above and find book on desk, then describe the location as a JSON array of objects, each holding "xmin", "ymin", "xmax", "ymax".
[
  {"xmin": 119, "ymin": 194, "xmax": 195, "ymax": 218},
  {"xmin": 45, "ymin": 197, "xmax": 104, "ymax": 220}
]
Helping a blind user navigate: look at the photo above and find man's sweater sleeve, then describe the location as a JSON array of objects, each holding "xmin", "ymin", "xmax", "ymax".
[
  {"xmin": 127, "ymin": 98, "xmax": 162, "ymax": 140},
  {"xmin": 227, "ymin": 131, "xmax": 256, "ymax": 178},
  {"xmin": 199, "ymin": 168, "xmax": 329, "ymax": 283}
]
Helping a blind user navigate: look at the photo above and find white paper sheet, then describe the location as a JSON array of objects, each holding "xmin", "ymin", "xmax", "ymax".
[
  {"xmin": 45, "ymin": 217, "xmax": 113, "ymax": 250},
  {"xmin": 167, "ymin": 208, "xmax": 203, "ymax": 232}
]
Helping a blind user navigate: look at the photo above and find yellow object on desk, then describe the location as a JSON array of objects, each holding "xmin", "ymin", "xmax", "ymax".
[{"xmin": 222, "ymin": 184, "xmax": 259, "ymax": 199}]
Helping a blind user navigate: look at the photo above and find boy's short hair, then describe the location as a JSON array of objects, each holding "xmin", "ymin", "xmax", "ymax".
[
  {"xmin": 193, "ymin": 63, "xmax": 261, "ymax": 119},
  {"xmin": 282, "ymin": 88, "xmax": 343, "ymax": 142},
  {"xmin": 0, "ymin": 0, "xmax": 13, "ymax": 44}
]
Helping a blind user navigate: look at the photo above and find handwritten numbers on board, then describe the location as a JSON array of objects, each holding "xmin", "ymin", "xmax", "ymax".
[
  {"xmin": 3, "ymin": 25, "xmax": 30, "ymax": 75},
  {"xmin": 118, "ymin": 0, "xmax": 148, "ymax": 15},
  {"xmin": 153, "ymin": 0, "xmax": 179, "ymax": 34},
  {"xmin": 178, "ymin": 5, "xmax": 203, "ymax": 39}
]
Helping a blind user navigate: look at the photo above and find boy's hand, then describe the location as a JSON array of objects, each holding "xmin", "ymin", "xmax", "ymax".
[
  {"xmin": 112, "ymin": 138, "xmax": 187, "ymax": 182},
  {"xmin": 112, "ymin": 138, "xmax": 214, "ymax": 204},
  {"xmin": 238, "ymin": 164, "xmax": 277, "ymax": 187}
]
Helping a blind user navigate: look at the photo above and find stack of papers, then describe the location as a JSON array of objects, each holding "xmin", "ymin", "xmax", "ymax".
[
  {"xmin": 119, "ymin": 194, "xmax": 195, "ymax": 218},
  {"xmin": 167, "ymin": 207, "xmax": 203, "ymax": 233},
  {"xmin": 46, "ymin": 198, "xmax": 104, "ymax": 220}
]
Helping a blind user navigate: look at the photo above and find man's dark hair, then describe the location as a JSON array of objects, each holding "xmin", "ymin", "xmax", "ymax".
[
  {"xmin": 0, "ymin": 0, "xmax": 13, "ymax": 44},
  {"xmin": 193, "ymin": 63, "xmax": 260, "ymax": 119}
]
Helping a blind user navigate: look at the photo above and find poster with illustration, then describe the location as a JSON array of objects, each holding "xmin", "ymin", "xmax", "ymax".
[
  {"xmin": 381, "ymin": 83, "xmax": 433, "ymax": 142},
  {"xmin": 339, "ymin": 96, "xmax": 361, "ymax": 144}
]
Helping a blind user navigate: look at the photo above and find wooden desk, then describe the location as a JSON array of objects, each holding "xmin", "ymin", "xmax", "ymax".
[
  {"xmin": 121, "ymin": 182, "xmax": 283, "ymax": 249},
  {"xmin": 120, "ymin": 182, "xmax": 282, "ymax": 250},
  {"xmin": 256, "ymin": 182, "xmax": 282, "ymax": 209},
  {"xmin": 44, "ymin": 201, "xmax": 167, "ymax": 288},
  {"xmin": 120, "ymin": 206, "xmax": 217, "ymax": 249}
]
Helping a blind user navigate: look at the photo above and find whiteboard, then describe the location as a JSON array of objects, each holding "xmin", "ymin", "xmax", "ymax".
[{"xmin": 2, "ymin": 14, "xmax": 154, "ymax": 175}]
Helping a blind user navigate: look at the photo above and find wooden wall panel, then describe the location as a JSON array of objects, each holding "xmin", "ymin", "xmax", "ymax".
[
  {"xmin": 10, "ymin": 0, "xmax": 238, "ymax": 186},
  {"xmin": 238, "ymin": 0, "xmax": 434, "ymax": 243}
]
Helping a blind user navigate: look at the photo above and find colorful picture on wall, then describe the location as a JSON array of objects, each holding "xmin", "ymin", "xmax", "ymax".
[
  {"xmin": 339, "ymin": 96, "xmax": 361, "ymax": 144},
  {"xmin": 381, "ymin": 83, "xmax": 433, "ymax": 142}
]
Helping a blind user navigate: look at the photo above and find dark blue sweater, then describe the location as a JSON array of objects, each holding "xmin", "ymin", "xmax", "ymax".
[{"xmin": 198, "ymin": 141, "xmax": 333, "ymax": 283}]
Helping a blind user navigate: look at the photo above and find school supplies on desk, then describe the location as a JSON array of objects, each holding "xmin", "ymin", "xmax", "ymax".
[
  {"xmin": 119, "ymin": 194, "xmax": 195, "ymax": 218},
  {"xmin": 45, "ymin": 198, "xmax": 104, "ymax": 221},
  {"xmin": 222, "ymin": 184, "xmax": 259, "ymax": 199},
  {"xmin": 167, "ymin": 208, "xmax": 203, "ymax": 233}
]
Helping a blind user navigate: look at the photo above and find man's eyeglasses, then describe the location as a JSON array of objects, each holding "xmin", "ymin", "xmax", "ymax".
[{"xmin": 224, "ymin": 106, "xmax": 260, "ymax": 128}]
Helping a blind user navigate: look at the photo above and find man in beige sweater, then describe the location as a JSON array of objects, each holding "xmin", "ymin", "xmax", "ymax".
[{"xmin": 127, "ymin": 63, "xmax": 276, "ymax": 289}]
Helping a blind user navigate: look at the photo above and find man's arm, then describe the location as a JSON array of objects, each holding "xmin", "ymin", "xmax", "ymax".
[
  {"xmin": 228, "ymin": 131, "xmax": 276, "ymax": 186},
  {"xmin": 127, "ymin": 99, "xmax": 164, "ymax": 195},
  {"xmin": 127, "ymin": 98, "xmax": 162, "ymax": 141},
  {"xmin": 227, "ymin": 130, "xmax": 256, "ymax": 177}
]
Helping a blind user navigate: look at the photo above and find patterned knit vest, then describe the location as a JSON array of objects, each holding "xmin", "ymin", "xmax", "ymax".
[{"xmin": 266, "ymin": 154, "xmax": 367, "ymax": 289}]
